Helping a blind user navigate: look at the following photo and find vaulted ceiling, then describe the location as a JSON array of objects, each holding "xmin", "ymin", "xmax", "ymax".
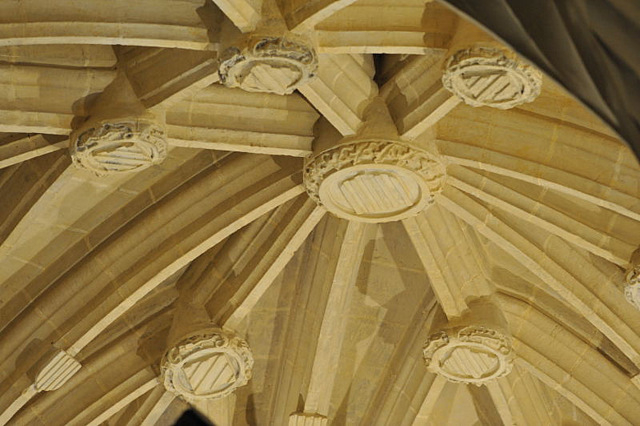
[{"xmin": 0, "ymin": 1, "xmax": 639, "ymax": 425}]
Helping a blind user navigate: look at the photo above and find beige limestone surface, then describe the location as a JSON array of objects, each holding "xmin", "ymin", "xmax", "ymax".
[{"xmin": 0, "ymin": 1, "xmax": 639, "ymax": 425}]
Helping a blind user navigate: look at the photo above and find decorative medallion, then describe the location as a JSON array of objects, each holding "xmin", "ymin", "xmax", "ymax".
[
  {"xmin": 625, "ymin": 265, "xmax": 640, "ymax": 310},
  {"xmin": 70, "ymin": 119, "xmax": 167, "ymax": 175},
  {"xmin": 423, "ymin": 326, "xmax": 514, "ymax": 385},
  {"xmin": 219, "ymin": 37, "xmax": 318, "ymax": 95},
  {"xmin": 160, "ymin": 328, "xmax": 254, "ymax": 401},
  {"xmin": 304, "ymin": 140, "xmax": 446, "ymax": 223},
  {"xmin": 34, "ymin": 349, "xmax": 81, "ymax": 391},
  {"xmin": 442, "ymin": 47, "xmax": 542, "ymax": 109}
]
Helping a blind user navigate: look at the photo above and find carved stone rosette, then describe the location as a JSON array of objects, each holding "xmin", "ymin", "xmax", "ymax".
[
  {"xmin": 219, "ymin": 36, "xmax": 318, "ymax": 95},
  {"xmin": 423, "ymin": 325, "xmax": 514, "ymax": 385},
  {"xmin": 160, "ymin": 328, "xmax": 253, "ymax": 401},
  {"xmin": 304, "ymin": 140, "xmax": 446, "ymax": 223},
  {"xmin": 443, "ymin": 47, "xmax": 542, "ymax": 109},
  {"xmin": 70, "ymin": 118, "xmax": 167, "ymax": 175},
  {"xmin": 625, "ymin": 265, "xmax": 640, "ymax": 310}
]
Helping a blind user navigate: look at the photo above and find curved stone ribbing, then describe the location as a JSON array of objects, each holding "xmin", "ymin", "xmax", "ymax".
[
  {"xmin": 1, "ymin": 1, "xmax": 639, "ymax": 425},
  {"xmin": 160, "ymin": 328, "xmax": 253, "ymax": 401},
  {"xmin": 70, "ymin": 119, "xmax": 167, "ymax": 175},
  {"xmin": 303, "ymin": 140, "xmax": 446, "ymax": 223},
  {"xmin": 442, "ymin": 47, "xmax": 542, "ymax": 109}
]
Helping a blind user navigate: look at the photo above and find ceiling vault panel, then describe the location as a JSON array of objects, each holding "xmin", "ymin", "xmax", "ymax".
[{"xmin": 0, "ymin": 0, "xmax": 638, "ymax": 425}]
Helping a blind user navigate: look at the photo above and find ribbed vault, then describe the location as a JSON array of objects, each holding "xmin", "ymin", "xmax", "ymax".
[{"xmin": 0, "ymin": 1, "xmax": 639, "ymax": 425}]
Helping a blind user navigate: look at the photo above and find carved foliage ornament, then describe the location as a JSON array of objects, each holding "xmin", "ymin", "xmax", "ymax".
[
  {"xmin": 219, "ymin": 37, "xmax": 318, "ymax": 95},
  {"xmin": 625, "ymin": 265, "xmax": 640, "ymax": 310},
  {"xmin": 71, "ymin": 119, "xmax": 168, "ymax": 176},
  {"xmin": 161, "ymin": 329, "xmax": 254, "ymax": 401},
  {"xmin": 423, "ymin": 326, "xmax": 514, "ymax": 385},
  {"xmin": 304, "ymin": 140, "xmax": 446, "ymax": 223},
  {"xmin": 443, "ymin": 47, "xmax": 542, "ymax": 109}
]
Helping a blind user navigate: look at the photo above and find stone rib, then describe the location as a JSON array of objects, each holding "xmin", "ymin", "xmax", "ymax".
[
  {"xmin": 403, "ymin": 207, "xmax": 493, "ymax": 319},
  {"xmin": 439, "ymin": 139, "xmax": 640, "ymax": 223},
  {"xmin": 448, "ymin": 165, "xmax": 634, "ymax": 266},
  {"xmin": 0, "ymin": 0, "xmax": 214, "ymax": 49},
  {"xmin": 298, "ymin": 54, "xmax": 377, "ymax": 135},
  {"xmin": 438, "ymin": 187, "xmax": 640, "ymax": 368}
]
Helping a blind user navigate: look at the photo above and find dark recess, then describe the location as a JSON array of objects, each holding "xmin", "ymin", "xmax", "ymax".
[{"xmin": 441, "ymin": 0, "xmax": 640, "ymax": 160}]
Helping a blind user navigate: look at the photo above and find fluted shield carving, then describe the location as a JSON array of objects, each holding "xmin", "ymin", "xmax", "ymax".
[
  {"xmin": 219, "ymin": 37, "xmax": 318, "ymax": 95},
  {"xmin": 70, "ymin": 119, "xmax": 167, "ymax": 175},
  {"xmin": 34, "ymin": 350, "xmax": 81, "ymax": 392},
  {"xmin": 423, "ymin": 326, "xmax": 514, "ymax": 385},
  {"xmin": 443, "ymin": 47, "xmax": 542, "ymax": 109},
  {"xmin": 289, "ymin": 413, "xmax": 329, "ymax": 426},
  {"xmin": 161, "ymin": 328, "xmax": 253, "ymax": 401},
  {"xmin": 304, "ymin": 140, "xmax": 446, "ymax": 223}
]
